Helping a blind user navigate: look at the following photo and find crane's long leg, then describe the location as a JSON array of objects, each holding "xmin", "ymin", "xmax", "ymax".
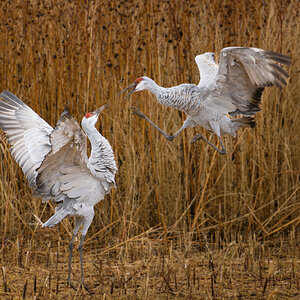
[
  {"xmin": 192, "ymin": 134, "xmax": 226, "ymax": 155},
  {"xmin": 68, "ymin": 218, "xmax": 82, "ymax": 289},
  {"xmin": 68, "ymin": 233, "xmax": 77, "ymax": 290},
  {"xmin": 131, "ymin": 106, "xmax": 187, "ymax": 141},
  {"xmin": 78, "ymin": 234, "xmax": 89, "ymax": 291}
]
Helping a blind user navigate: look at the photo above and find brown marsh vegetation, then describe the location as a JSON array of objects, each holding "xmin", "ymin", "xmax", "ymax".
[{"xmin": 0, "ymin": 0, "xmax": 299, "ymax": 298}]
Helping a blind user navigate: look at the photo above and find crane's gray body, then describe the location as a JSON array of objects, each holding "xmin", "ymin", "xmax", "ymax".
[
  {"xmin": 0, "ymin": 90, "xmax": 117, "ymax": 288},
  {"xmin": 0, "ymin": 90, "xmax": 117, "ymax": 236},
  {"xmin": 130, "ymin": 47, "xmax": 291, "ymax": 150}
]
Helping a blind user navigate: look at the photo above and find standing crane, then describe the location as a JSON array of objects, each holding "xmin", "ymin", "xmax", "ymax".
[
  {"xmin": 122, "ymin": 47, "xmax": 291, "ymax": 154},
  {"xmin": 0, "ymin": 90, "xmax": 117, "ymax": 290}
]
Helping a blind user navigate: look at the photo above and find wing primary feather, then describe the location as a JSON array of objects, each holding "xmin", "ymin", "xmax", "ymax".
[
  {"xmin": 0, "ymin": 101, "xmax": 18, "ymax": 111},
  {"xmin": 0, "ymin": 90, "xmax": 25, "ymax": 107},
  {"xmin": 271, "ymin": 70, "xmax": 287, "ymax": 86},
  {"xmin": 269, "ymin": 62, "xmax": 289, "ymax": 78},
  {"xmin": 55, "ymin": 107, "xmax": 71, "ymax": 128},
  {"xmin": 252, "ymin": 87, "xmax": 264, "ymax": 102},
  {"xmin": 264, "ymin": 51, "xmax": 292, "ymax": 65}
]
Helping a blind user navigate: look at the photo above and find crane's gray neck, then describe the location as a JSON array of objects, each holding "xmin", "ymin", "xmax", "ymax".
[
  {"xmin": 145, "ymin": 81, "xmax": 169, "ymax": 105},
  {"xmin": 84, "ymin": 125, "xmax": 117, "ymax": 181},
  {"xmin": 84, "ymin": 126, "xmax": 103, "ymax": 145},
  {"xmin": 147, "ymin": 82, "xmax": 194, "ymax": 112},
  {"xmin": 84, "ymin": 126, "xmax": 111, "ymax": 159},
  {"xmin": 146, "ymin": 80, "xmax": 164, "ymax": 94}
]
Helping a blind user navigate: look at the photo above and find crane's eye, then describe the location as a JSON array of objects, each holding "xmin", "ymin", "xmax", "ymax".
[
  {"xmin": 212, "ymin": 53, "xmax": 215, "ymax": 59},
  {"xmin": 135, "ymin": 77, "xmax": 143, "ymax": 83},
  {"xmin": 85, "ymin": 112, "xmax": 94, "ymax": 118}
]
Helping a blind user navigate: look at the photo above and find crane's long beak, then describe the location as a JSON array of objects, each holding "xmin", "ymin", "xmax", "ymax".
[
  {"xmin": 93, "ymin": 104, "xmax": 108, "ymax": 115},
  {"xmin": 120, "ymin": 82, "xmax": 137, "ymax": 102}
]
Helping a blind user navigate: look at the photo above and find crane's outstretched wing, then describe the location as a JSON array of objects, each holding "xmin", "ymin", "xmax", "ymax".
[
  {"xmin": 35, "ymin": 110, "xmax": 113, "ymax": 206},
  {"xmin": 195, "ymin": 53, "xmax": 218, "ymax": 87},
  {"xmin": 0, "ymin": 90, "xmax": 53, "ymax": 188},
  {"xmin": 205, "ymin": 47, "xmax": 291, "ymax": 115}
]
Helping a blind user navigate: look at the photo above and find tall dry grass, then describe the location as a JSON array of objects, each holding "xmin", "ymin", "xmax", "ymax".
[{"xmin": 0, "ymin": 0, "xmax": 299, "ymax": 297}]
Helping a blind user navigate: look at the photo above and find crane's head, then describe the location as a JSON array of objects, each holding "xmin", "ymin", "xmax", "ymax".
[
  {"xmin": 81, "ymin": 104, "xmax": 108, "ymax": 129},
  {"xmin": 121, "ymin": 76, "xmax": 154, "ymax": 101}
]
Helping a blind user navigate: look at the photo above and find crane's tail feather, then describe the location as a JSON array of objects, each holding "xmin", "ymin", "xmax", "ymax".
[
  {"xmin": 42, "ymin": 208, "xmax": 69, "ymax": 228},
  {"xmin": 232, "ymin": 117, "xmax": 255, "ymax": 131}
]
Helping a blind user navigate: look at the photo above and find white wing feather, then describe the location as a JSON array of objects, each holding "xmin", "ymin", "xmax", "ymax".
[
  {"xmin": 0, "ymin": 90, "xmax": 117, "ymax": 235},
  {"xmin": 195, "ymin": 53, "xmax": 218, "ymax": 87},
  {"xmin": 0, "ymin": 91, "xmax": 53, "ymax": 187},
  {"xmin": 0, "ymin": 91, "xmax": 114, "ymax": 207},
  {"xmin": 35, "ymin": 111, "xmax": 111, "ymax": 206},
  {"xmin": 206, "ymin": 47, "xmax": 291, "ymax": 115}
]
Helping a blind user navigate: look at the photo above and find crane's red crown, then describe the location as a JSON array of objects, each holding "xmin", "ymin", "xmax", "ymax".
[
  {"xmin": 85, "ymin": 112, "xmax": 94, "ymax": 118},
  {"xmin": 135, "ymin": 77, "xmax": 143, "ymax": 83}
]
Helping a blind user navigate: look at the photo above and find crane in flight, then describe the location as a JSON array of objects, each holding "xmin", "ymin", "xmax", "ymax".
[
  {"xmin": 122, "ymin": 47, "xmax": 291, "ymax": 154},
  {"xmin": 0, "ymin": 90, "xmax": 117, "ymax": 290}
]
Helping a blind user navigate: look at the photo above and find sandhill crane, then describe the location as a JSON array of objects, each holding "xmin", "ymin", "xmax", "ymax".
[
  {"xmin": 0, "ymin": 90, "xmax": 117, "ymax": 289},
  {"xmin": 122, "ymin": 47, "xmax": 291, "ymax": 154}
]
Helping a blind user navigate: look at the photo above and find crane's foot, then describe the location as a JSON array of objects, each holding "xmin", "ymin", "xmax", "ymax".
[
  {"xmin": 191, "ymin": 134, "xmax": 226, "ymax": 155},
  {"xmin": 219, "ymin": 148, "xmax": 226, "ymax": 155},
  {"xmin": 166, "ymin": 135, "xmax": 175, "ymax": 141},
  {"xmin": 131, "ymin": 106, "xmax": 146, "ymax": 118},
  {"xmin": 68, "ymin": 279, "xmax": 77, "ymax": 290},
  {"xmin": 68, "ymin": 279, "xmax": 92, "ymax": 293},
  {"xmin": 80, "ymin": 281, "xmax": 92, "ymax": 293}
]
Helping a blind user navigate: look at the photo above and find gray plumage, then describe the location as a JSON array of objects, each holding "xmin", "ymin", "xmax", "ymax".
[
  {"xmin": 0, "ymin": 90, "xmax": 117, "ymax": 289},
  {"xmin": 122, "ymin": 47, "xmax": 291, "ymax": 154}
]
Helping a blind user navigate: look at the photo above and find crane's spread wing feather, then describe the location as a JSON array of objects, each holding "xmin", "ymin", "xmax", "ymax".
[
  {"xmin": 206, "ymin": 47, "xmax": 291, "ymax": 115},
  {"xmin": 195, "ymin": 54, "xmax": 218, "ymax": 87},
  {"xmin": 0, "ymin": 90, "xmax": 53, "ymax": 188},
  {"xmin": 34, "ymin": 111, "xmax": 112, "ymax": 206}
]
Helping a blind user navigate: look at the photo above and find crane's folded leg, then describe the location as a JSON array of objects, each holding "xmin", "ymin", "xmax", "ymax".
[
  {"xmin": 191, "ymin": 134, "xmax": 226, "ymax": 155},
  {"xmin": 131, "ymin": 106, "xmax": 191, "ymax": 141},
  {"xmin": 131, "ymin": 106, "xmax": 226, "ymax": 154}
]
